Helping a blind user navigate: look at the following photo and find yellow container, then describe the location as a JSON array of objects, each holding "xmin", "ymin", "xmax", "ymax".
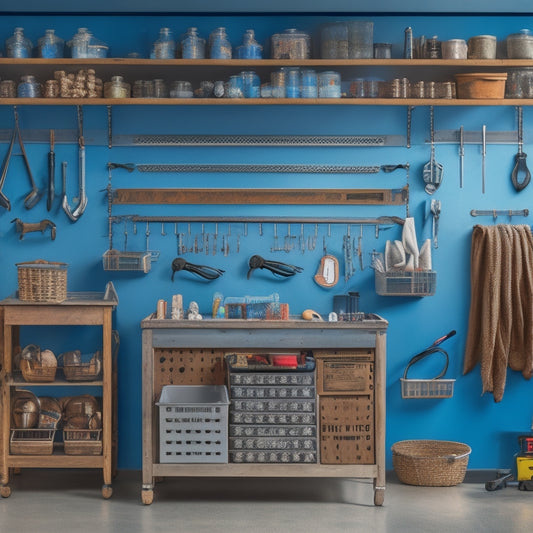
[{"xmin": 516, "ymin": 455, "xmax": 533, "ymax": 481}]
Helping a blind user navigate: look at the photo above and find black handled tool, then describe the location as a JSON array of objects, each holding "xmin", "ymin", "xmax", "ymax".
[
  {"xmin": 511, "ymin": 107, "xmax": 531, "ymax": 191},
  {"xmin": 47, "ymin": 130, "xmax": 55, "ymax": 211}
]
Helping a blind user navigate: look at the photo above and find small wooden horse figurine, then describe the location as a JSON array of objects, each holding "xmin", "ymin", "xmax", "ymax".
[{"xmin": 11, "ymin": 218, "xmax": 56, "ymax": 240}]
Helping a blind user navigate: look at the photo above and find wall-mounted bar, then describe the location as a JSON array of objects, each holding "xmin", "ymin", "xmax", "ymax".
[
  {"xmin": 470, "ymin": 209, "xmax": 529, "ymax": 218},
  {"xmin": 433, "ymin": 130, "xmax": 519, "ymax": 145},
  {"xmin": 111, "ymin": 187, "xmax": 409, "ymax": 205},
  {"xmin": 112, "ymin": 134, "xmax": 407, "ymax": 147}
]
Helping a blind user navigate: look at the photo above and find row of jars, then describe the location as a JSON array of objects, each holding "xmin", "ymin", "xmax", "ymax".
[{"xmin": 4, "ymin": 27, "xmax": 109, "ymax": 59}]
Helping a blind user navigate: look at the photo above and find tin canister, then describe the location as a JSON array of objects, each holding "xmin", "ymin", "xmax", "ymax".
[
  {"xmin": 318, "ymin": 71, "xmax": 341, "ymax": 98},
  {"xmin": 441, "ymin": 39, "xmax": 468, "ymax": 59},
  {"xmin": 468, "ymin": 35, "xmax": 497, "ymax": 59}
]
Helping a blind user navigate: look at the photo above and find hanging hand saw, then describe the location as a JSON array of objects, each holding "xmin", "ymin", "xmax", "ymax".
[
  {"xmin": 111, "ymin": 187, "xmax": 408, "ymax": 206},
  {"xmin": 108, "ymin": 162, "xmax": 409, "ymax": 175}
]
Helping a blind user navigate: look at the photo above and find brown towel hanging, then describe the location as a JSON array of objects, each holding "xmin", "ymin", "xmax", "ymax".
[{"xmin": 463, "ymin": 224, "xmax": 533, "ymax": 402}]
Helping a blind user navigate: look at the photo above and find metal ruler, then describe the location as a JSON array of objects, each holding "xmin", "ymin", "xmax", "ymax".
[{"xmin": 111, "ymin": 187, "xmax": 408, "ymax": 206}]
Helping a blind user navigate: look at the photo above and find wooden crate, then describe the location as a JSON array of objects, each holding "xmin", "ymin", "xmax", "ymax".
[
  {"xmin": 314, "ymin": 349, "xmax": 374, "ymax": 396},
  {"xmin": 319, "ymin": 395, "xmax": 374, "ymax": 464}
]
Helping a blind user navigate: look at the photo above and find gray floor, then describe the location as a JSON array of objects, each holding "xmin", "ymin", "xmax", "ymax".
[{"xmin": 1, "ymin": 470, "xmax": 532, "ymax": 532}]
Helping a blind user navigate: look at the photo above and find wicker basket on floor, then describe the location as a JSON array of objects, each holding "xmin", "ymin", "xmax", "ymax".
[
  {"xmin": 16, "ymin": 260, "xmax": 67, "ymax": 303},
  {"xmin": 392, "ymin": 440, "xmax": 471, "ymax": 487}
]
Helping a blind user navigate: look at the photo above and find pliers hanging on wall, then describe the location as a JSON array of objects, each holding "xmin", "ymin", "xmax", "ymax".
[
  {"xmin": 247, "ymin": 254, "xmax": 303, "ymax": 279},
  {"xmin": 171, "ymin": 257, "xmax": 225, "ymax": 281}
]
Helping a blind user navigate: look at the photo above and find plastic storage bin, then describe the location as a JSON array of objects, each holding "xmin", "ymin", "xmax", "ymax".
[{"xmin": 157, "ymin": 385, "xmax": 230, "ymax": 463}]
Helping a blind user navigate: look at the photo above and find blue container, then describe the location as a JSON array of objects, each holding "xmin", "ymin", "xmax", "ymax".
[
  {"xmin": 227, "ymin": 75, "xmax": 244, "ymax": 98},
  {"xmin": 181, "ymin": 27, "xmax": 206, "ymax": 59},
  {"xmin": 18, "ymin": 75, "xmax": 41, "ymax": 98},
  {"xmin": 236, "ymin": 29, "xmax": 263, "ymax": 59},
  {"xmin": 318, "ymin": 71, "xmax": 342, "ymax": 98},
  {"xmin": 38, "ymin": 29, "xmax": 64, "ymax": 58},
  {"xmin": 283, "ymin": 68, "xmax": 301, "ymax": 98},
  {"xmin": 150, "ymin": 27, "xmax": 176, "ymax": 59},
  {"xmin": 241, "ymin": 71, "xmax": 260, "ymax": 98},
  {"xmin": 209, "ymin": 27, "xmax": 232, "ymax": 59},
  {"xmin": 301, "ymin": 69, "xmax": 318, "ymax": 98}
]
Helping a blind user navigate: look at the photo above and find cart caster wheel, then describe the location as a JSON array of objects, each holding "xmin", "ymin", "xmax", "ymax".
[
  {"xmin": 519, "ymin": 481, "xmax": 533, "ymax": 491},
  {"xmin": 142, "ymin": 488, "xmax": 154, "ymax": 505},
  {"xmin": 0, "ymin": 485, "xmax": 11, "ymax": 498},
  {"xmin": 102, "ymin": 484, "xmax": 113, "ymax": 499},
  {"xmin": 374, "ymin": 488, "xmax": 385, "ymax": 506}
]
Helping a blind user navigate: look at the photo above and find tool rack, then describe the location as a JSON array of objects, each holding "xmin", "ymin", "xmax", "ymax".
[{"xmin": 0, "ymin": 289, "xmax": 118, "ymax": 499}]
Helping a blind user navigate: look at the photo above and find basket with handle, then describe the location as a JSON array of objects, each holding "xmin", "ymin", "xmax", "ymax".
[
  {"xmin": 16, "ymin": 259, "xmax": 67, "ymax": 302},
  {"xmin": 392, "ymin": 439, "xmax": 471, "ymax": 486},
  {"xmin": 400, "ymin": 330, "xmax": 456, "ymax": 399}
]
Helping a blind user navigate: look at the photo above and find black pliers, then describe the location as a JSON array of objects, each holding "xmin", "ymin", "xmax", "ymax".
[
  {"xmin": 247, "ymin": 254, "xmax": 303, "ymax": 279},
  {"xmin": 171, "ymin": 257, "xmax": 224, "ymax": 281}
]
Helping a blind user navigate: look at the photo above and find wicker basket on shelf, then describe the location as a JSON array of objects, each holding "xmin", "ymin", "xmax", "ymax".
[
  {"xmin": 16, "ymin": 260, "xmax": 67, "ymax": 303},
  {"xmin": 392, "ymin": 439, "xmax": 471, "ymax": 487},
  {"xmin": 19, "ymin": 359, "xmax": 57, "ymax": 382}
]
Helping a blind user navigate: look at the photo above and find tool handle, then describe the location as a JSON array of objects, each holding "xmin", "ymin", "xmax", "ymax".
[
  {"xmin": 512, "ymin": 152, "xmax": 531, "ymax": 191},
  {"xmin": 47, "ymin": 150, "xmax": 55, "ymax": 211},
  {"xmin": 432, "ymin": 330, "xmax": 456, "ymax": 347}
]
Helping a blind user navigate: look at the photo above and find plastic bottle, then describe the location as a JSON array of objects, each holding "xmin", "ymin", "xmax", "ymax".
[
  {"xmin": 37, "ymin": 29, "xmax": 64, "ymax": 59},
  {"xmin": 6, "ymin": 27, "xmax": 32, "ymax": 58},
  {"xmin": 150, "ymin": 28, "xmax": 176, "ymax": 59}
]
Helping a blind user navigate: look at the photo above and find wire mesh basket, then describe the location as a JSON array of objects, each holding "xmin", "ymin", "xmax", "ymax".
[
  {"xmin": 102, "ymin": 249, "xmax": 151, "ymax": 273},
  {"xmin": 375, "ymin": 269, "xmax": 436, "ymax": 296}
]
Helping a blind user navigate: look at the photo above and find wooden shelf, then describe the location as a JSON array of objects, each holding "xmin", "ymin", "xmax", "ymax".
[{"xmin": 0, "ymin": 97, "xmax": 530, "ymax": 106}]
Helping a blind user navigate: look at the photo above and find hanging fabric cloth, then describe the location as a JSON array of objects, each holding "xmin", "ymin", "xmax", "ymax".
[{"xmin": 463, "ymin": 224, "xmax": 533, "ymax": 402}]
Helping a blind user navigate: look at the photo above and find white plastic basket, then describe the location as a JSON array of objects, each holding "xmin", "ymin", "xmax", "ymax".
[{"xmin": 157, "ymin": 385, "xmax": 229, "ymax": 463}]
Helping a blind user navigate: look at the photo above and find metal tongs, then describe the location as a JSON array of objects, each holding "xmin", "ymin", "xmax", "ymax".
[
  {"xmin": 171, "ymin": 257, "xmax": 225, "ymax": 281},
  {"xmin": 0, "ymin": 106, "xmax": 42, "ymax": 210},
  {"xmin": 247, "ymin": 254, "xmax": 303, "ymax": 279}
]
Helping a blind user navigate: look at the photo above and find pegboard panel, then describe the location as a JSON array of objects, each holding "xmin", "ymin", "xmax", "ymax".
[{"xmin": 154, "ymin": 348, "xmax": 226, "ymax": 396}]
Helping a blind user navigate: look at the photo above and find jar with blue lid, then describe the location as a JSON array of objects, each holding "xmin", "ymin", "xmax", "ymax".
[
  {"xmin": 181, "ymin": 27, "xmax": 206, "ymax": 59},
  {"xmin": 209, "ymin": 27, "xmax": 232, "ymax": 59},
  {"xmin": 240, "ymin": 71, "xmax": 260, "ymax": 98},
  {"xmin": 150, "ymin": 27, "xmax": 176, "ymax": 59},
  {"xmin": 37, "ymin": 29, "xmax": 64, "ymax": 58},
  {"xmin": 236, "ymin": 29, "xmax": 263, "ymax": 59},
  {"xmin": 318, "ymin": 71, "xmax": 341, "ymax": 98},
  {"xmin": 6, "ymin": 28, "xmax": 32, "ymax": 58}
]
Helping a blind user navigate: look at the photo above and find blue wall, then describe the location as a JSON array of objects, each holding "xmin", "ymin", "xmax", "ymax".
[{"xmin": 1, "ymin": 13, "xmax": 533, "ymax": 471}]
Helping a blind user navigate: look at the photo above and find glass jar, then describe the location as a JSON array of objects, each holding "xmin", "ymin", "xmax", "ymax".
[
  {"xmin": 282, "ymin": 67, "xmax": 300, "ymax": 98},
  {"xmin": 300, "ymin": 69, "xmax": 318, "ymax": 98},
  {"xmin": 271, "ymin": 28, "xmax": 311, "ymax": 60},
  {"xmin": 507, "ymin": 29, "xmax": 533, "ymax": 59},
  {"xmin": 170, "ymin": 81, "xmax": 193, "ymax": 98},
  {"xmin": 0, "ymin": 80, "xmax": 16, "ymax": 98},
  {"xmin": 44, "ymin": 79, "xmax": 59, "ymax": 98},
  {"xmin": 153, "ymin": 79, "xmax": 168, "ymax": 98},
  {"xmin": 347, "ymin": 21, "xmax": 373, "ymax": 59},
  {"xmin": 17, "ymin": 75, "xmax": 41, "ymax": 98},
  {"xmin": 240, "ymin": 71, "xmax": 260, "ymax": 98},
  {"xmin": 320, "ymin": 22, "xmax": 349, "ymax": 59},
  {"xmin": 318, "ymin": 71, "xmax": 341, "ymax": 98},
  {"xmin": 236, "ymin": 29, "xmax": 263, "ymax": 59},
  {"xmin": 104, "ymin": 76, "xmax": 131, "ymax": 99},
  {"xmin": 374, "ymin": 43, "xmax": 392, "ymax": 59},
  {"xmin": 441, "ymin": 39, "xmax": 467, "ymax": 59},
  {"xmin": 181, "ymin": 27, "xmax": 206, "ymax": 59},
  {"xmin": 150, "ymin": 28, "xmax": 176, "ymax": 59},
  {"xmin": 227, "ymin": 75, "xmax": 244, "ymax": 98},
  {"xmin": 467, "ymin": 35, "xmax": 497, "ymax": 59},
  {"xmin": 37, "ymin": 29, "xmax": 64, "ymax": 58},
  {"xmin": 69, "ymin": 28, "xmax": 108, "ymax": 58},
  {"xmin": 209, "ymin": 27, "xmax": 232, "ymax": 59},
  {"xmin": 6, "ymin": 27, "xmax": 32, "ymax": 58},
  {"xmin": 271, "ymin": 70, "xmax": 286, "ymax": 98}
]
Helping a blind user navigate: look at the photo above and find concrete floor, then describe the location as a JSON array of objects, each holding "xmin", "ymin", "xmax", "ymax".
[{"xmin": 1, "ymin": 470, "xmax": 532, "ymax": 532}]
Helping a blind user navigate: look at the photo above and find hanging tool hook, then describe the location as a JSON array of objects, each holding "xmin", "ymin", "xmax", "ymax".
[{"xmin": 511, "ymin": 106, "xmax": 531, "ymax": 191}]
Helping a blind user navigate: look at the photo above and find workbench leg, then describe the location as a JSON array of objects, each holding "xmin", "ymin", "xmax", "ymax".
[
  {"xmin": 141, "ymin": 484, "xmax": 154, "ymax": 505},
  {"xmin": 373, "ymin": 482, "xmax": 385, "ymax": 506}
]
